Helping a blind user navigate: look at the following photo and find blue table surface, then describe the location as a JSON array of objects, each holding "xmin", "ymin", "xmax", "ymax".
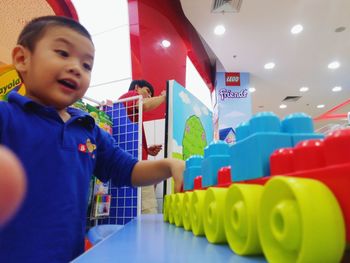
[{"xmin": 73, "ymin": 214, "xmax": 267, "ymax": 263}]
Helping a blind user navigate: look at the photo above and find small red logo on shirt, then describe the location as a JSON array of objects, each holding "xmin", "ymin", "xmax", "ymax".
[
  {"xmin": 225, "ymin": 72, "xmax": 240, "ymax": 86},
  {"xmin": 78, "ymin": 139, "xmax": 97, "ymax": 159},
  {"xmin": 78, "ymin": 144, "xmax": 87, "ymax": 152}
]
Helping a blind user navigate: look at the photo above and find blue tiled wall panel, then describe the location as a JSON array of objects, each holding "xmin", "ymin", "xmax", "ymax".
[{"xmin": 99, "ymin": 101, "xmax": 139, "ymax": 226}]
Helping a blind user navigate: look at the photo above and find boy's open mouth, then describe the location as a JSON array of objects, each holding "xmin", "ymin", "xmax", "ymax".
[{"xmin": 58, "ymin": 79, "xmax": 77, "ymax": 90}]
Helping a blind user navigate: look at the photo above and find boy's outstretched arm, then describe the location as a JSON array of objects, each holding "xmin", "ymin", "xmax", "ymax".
[{"xmin": 131, "ymin": 158, "xmax": 184, "ymax": 193}]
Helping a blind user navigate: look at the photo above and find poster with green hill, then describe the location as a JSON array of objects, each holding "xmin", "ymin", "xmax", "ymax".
[{"xmin": 166, "ymin": 80, "xmax": 213, "ymax": 162}]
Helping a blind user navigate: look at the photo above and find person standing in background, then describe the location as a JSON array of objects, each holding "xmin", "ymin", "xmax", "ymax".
[{"xmin": 119, "ymin": 80, "xmax": 166, "ymax": 214}]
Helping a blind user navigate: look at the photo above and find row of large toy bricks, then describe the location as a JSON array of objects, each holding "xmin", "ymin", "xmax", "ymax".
[
  {"xmin": 164, "ymin": 175, "xmax": 346, "ymax": 263},
  {"xmin": 184, "ymin": 112, "xmax": 323, "ymax": 190},
  {"xmin": 184, "ymin": 123, "xmax": 350, "ymax": 191}
]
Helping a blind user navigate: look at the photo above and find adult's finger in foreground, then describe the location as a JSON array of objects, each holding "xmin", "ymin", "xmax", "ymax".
[{"xmin": 0, "ymin": 146, "xmax": 26, "ymax": 226}]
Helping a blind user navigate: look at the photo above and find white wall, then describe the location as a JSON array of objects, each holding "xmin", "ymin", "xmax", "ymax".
[
  {"xmin": 143, "ymin": 119, "xmax": 166, "ymax": 213},
  {"xmin": 185, "ymin": 56, "xmax": 213, "ymax": 111},
  {"xmin": 72, "ymin": 0, "xmax": 132, "ymax": 103}
]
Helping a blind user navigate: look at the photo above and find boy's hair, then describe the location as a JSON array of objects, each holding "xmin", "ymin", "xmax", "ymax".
[
  {"xmin": 129, "ymin": 80, "xmax": 154, "ymax": 97},
  {"xmin": 17, "ymin": 15, "xmax": 92, "ymax": 51}
]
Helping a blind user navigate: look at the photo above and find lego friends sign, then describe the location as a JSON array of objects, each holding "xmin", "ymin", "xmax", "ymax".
[{"xmin": 213, "ymin": 72, "xmax": 251, "ymax": 142}]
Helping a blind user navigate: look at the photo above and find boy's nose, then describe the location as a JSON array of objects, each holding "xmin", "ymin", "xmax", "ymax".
[{"xmin": 67, "ymin": 62, "xmax": 81, "ymax": 77}]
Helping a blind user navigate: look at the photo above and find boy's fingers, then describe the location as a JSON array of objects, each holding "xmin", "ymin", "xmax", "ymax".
[{"xmin": 0, "ymin": 146, "xmax": 26, "ymax": 226}]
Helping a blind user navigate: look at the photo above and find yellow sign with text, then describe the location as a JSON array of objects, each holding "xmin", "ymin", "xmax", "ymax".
[{"xmin": 0, "ymin": 64, "xmax": 25, "ymax": 101}]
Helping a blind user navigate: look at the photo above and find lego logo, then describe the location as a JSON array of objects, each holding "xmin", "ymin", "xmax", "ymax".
[
  {"xmin": 225, "ymin": 72, "xmax": 240, "ymax": 86},
  {"xmin": 226, "ymin": 76, "xmax": 240, "ymax": 82}
]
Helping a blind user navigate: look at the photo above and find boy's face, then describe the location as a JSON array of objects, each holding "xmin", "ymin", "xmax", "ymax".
[
  {"xmin": 135, "ymin": 85, "xmax": 152, "ymax": 98},
  {"xmin": 13, "ymin": 26, "xmax": 94, "ymax": 110}
]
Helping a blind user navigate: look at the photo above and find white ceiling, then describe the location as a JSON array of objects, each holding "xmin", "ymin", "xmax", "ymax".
[{"xmin": 180, "ymin": 0, "xmax": 350, "ymax": 127}]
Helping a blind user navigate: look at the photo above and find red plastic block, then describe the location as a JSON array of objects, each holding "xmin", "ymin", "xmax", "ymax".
[
  {"xmin": 243, "ymin": 176, "xmax": 270, "ymax": 186},
  {"xmin": 324, "ymin": 128, "xmax": 350, "ymax": 166},
  {"xmin": 217, "ymin": 166, "xmax": 232, "ymax": 187},
  {"xmin": 270, "ymin": 147, "xmax": 294, "ymax": 175},
  {"xmin": 193, "ymin": 176, "xmax": 203, "ymax": 190},
  {"xmin": 293, "ymin": 139, "xmax": 325, "ymax": 171}
]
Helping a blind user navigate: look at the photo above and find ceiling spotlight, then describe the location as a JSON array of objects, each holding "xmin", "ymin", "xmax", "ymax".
[
  {"xmin": 299, "ymin": 86, "xmax": 309, "ymax": 92},
  {"xmin": 264, "ymin": 62, "xmax": 275, "ymax": 70},
  {"xmin": 328, "ymin": 61, "xmax": 340, "ymax": 69},
  {"xmin": 291, "ymin": 24, "xmax": 303, "ymax": 34},
  {"xmin": 317, "ymin": 104, "xmax": 325, "ymax": 109},
  {"xmin": 248, "ymin": 87, "xmax": 256, "ymax": 93},
  {"xmin": 161, "ymin": 40, "xmax": 171, "ymax": 48},
  {"xmin": 214, "ymin": 25, "xmax": 226, "ymax": 35},
  {"xmin": 279, "ymin": 104, "xmax": 287, "ymax": 109},
  {"xmin": 332, "ymin": 86, "xmax": 342, "ymax": 92}
]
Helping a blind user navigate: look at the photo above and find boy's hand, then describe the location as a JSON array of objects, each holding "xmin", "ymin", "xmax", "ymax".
[
  {"xmin": 169, "ymin": 159, "xmax": 185, "ymax": 193},
  {"xmin": 147, "ymin": 144, "xmax": 162, "ymax": 156},
  {"xmin": 0, "ymin": 146, "xmax": 26, "ymax": 226}
]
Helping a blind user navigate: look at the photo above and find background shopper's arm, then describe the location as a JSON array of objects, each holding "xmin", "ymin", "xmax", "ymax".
[
  {"xmin": 131, "ymin": 158, "xmax": 184, "ymax": 193},
  {"xmin": 142, "ymin": 91, "xmax": 166, "ymax": 112}
]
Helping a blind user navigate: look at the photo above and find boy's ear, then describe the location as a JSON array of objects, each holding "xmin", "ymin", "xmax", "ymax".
[{"xmin": 12, "ymin": 45, "xmax": 30, "ymax": 74}]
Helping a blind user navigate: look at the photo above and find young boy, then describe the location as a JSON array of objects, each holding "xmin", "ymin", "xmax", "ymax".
[{"xmin": 0, "ymin": 16, "xmax": 184, "ymax": 262}]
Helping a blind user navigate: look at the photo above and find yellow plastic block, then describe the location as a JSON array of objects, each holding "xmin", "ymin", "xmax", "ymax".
[
  {"xmin": 182, "ymin": 192, "xmax": 193, "ymax": 231},
  {"xmin": 203, "ymin": 187, "xmax": 228, "ymax": 244},
  {"xmin": 258, "ymin": 176, "xmax": 345, "ymax": 263},
  {"xmin": 190, "ymin": 190, "xmax": 206, "ymax": 236},
  {"xmin": 224, "ymin": 183, "xmax": 263, "ymax": 255}
]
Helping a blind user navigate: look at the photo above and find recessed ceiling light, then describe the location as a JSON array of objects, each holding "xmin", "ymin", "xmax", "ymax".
[
  {"xmin": 317, "ymin": 104, "xmax": 325, "ymax": 108},
  {"xmin": 264, "ymin": 62, "xmax": 275, "ymax": 69},
  {"xmin": 214, "ymin": 25, "xmax": 226, "ymax": 35},
  {"xmin": 248, "ymin": 87, "xmax": 256, "ymax": 93},
  {"xmin": 161, "ymin": 40, "xmax": 171, "ymax": 48},
  {"xmin": 328, "ymin": 61, "xmax": 340, "ymax": 69},
  {"xmin": 279, "ymin": 104, "xmax": 287, "ymax": 109},
  {"xmin": 291, "ymin": 24, "xmax": 303, "ymax": 34},
  {"xmin": 332, "ymin": 86, "xmax": 342, "ymax": 92},
  {"xmin": 299, "ymin": 86, "xmax": 309, "ymax": 92}
]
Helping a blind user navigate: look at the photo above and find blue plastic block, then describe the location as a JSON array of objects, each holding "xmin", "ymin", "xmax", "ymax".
[
  {"xmin": 249, "ymin": 112, "xmax": 281, "ymax": 133},
  {"xmin": 282, "ymin": 113, "xmax": 314, "ymax": 133},
  {"xmin": 229, "ymin": 133, "xmax": 292, "ymax": 181},
  {"xmin": 184, "ymin": 155, "xmax": 203, "ymax": 191},
  {"xmin": 235, "ymin": 121, "xmax": 250, "ymax": 142},
  {"xmin": 281, "ymin": 113, "xmax": 325, "ymax": 145},
  {"xmin": 201, "ymin": 141, "xmax": 230, "ymax": 187}
]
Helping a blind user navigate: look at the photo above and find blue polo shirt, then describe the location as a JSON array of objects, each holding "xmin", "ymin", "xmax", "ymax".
[{"xmin": 0, "ymin": 92, "xmax": 138, "ymax": 262}]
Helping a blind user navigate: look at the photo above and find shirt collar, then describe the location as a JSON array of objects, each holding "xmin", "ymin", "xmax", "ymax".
[{"xmin": 8, "ymin": 91, "xmax": 96, "ymax": 129}]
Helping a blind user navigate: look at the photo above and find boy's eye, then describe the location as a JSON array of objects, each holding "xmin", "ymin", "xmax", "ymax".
[
  {"xmin": 83, "ymin": 63, "xmax": 92, "ymax": 71},
  {"xmin": 55, "ymin": 50, "xmax": 69, "ymax": 57}
]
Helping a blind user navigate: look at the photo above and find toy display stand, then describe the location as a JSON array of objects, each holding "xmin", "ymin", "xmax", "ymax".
[{"xmin": 73, "ymin": 214, "xmax": 267, "ymax": 263}]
